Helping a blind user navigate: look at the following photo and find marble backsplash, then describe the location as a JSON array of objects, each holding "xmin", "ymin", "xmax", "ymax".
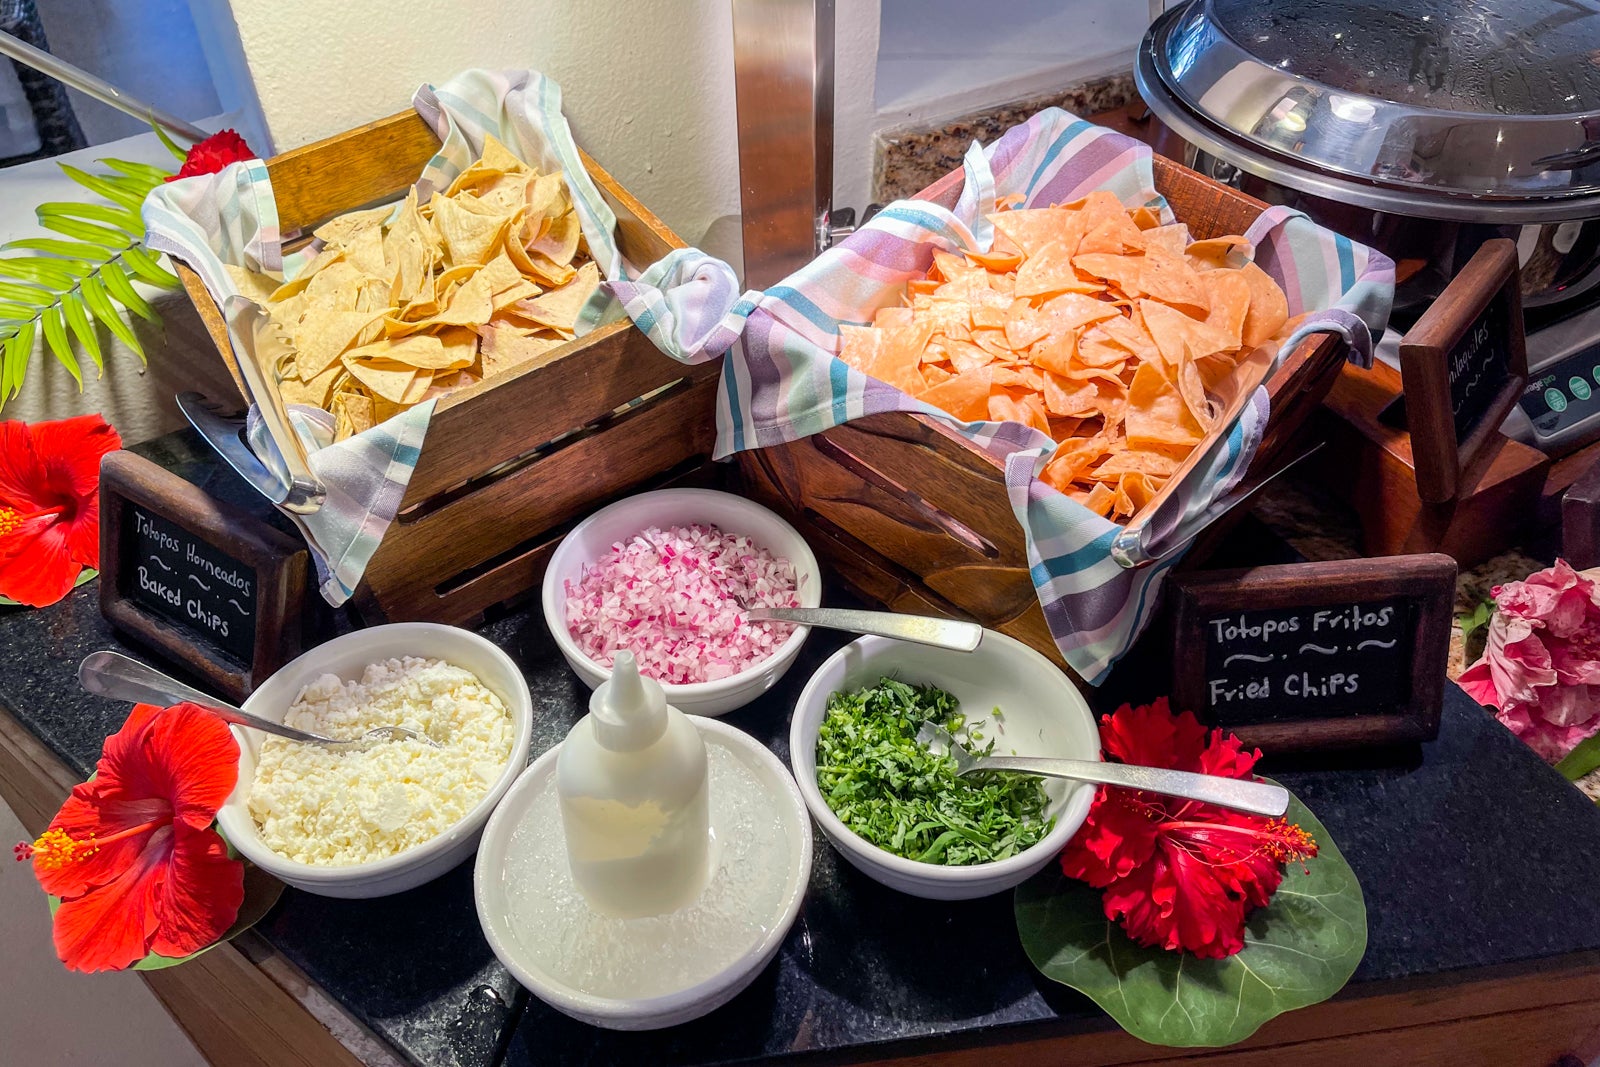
[{"xmin": 873, "ymin": 71, "xmax": 1136, "ymax": 203}]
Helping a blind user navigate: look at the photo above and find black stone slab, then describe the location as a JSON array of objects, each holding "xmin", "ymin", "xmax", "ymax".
[{"xmin": 6, "ymin": 432, "xmax": 1600, "ymax": 1067}]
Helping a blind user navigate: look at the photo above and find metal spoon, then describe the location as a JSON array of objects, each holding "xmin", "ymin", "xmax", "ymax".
[
  {"xmin": 78, "ymin": 651, "xmax": 440, "ymax": 748},
  {"xmin": 916, "ymin": 722, "xmax": 1288, "ymax": 817},
  {"xmin": 658, "ymin": 530, "xmax": 982, "ymax": 653},
  {"xmin": 746, "ymin": 606, "xmax": 982, "ymax": 652}
]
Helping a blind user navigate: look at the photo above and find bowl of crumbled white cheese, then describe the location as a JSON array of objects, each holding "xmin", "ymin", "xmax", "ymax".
[{"xmin": 215, "ymin": 623, "xmax": 533, "ymax": 898}]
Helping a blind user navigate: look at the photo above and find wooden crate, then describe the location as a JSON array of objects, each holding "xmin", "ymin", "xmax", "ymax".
[
  {"xmin": 738, "ymin": 154, "xmax": 1350, "ymax": 671},
  {"xmin": 173, "ymin": 111, "xmax": 720, "ymax": 625}
]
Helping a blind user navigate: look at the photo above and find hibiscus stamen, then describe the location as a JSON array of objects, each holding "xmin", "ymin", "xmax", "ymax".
[
  {"xmin": 23, "ymin": 815, "xmax": 169, "ymax": 871},
  {"xmin": 25, "ymin": 828, "xmax": 100, "ymax": 870},
  {"xmin": 0, "ymin": 507, "xmax": 19, "ymax": 537},
  {"xmin": 1160, "ymin": 818, "xmax": 1318, "ymax": 865}
]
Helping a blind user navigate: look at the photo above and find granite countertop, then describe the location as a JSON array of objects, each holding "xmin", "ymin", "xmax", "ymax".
[{"xmin": 6, "ymin": 439, "xmax": 1600, "ymax": 1067}]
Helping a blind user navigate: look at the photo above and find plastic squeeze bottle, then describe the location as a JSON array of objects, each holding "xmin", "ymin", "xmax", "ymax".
[{"xmin": 556, "ymin": 651, "xmax": 712, "ymax": 918}]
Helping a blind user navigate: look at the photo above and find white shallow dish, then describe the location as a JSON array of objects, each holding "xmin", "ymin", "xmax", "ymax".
[
  {"xmin": 790, "ymin": 631, "xmax": 1098, "ymax": 900},
  {"xmin": 475, "ymin": 718, "xmax": 813, "ymax": 1030},
  {"xmin": 541, "ymin": 487, "xmax": 823, "ymax": 717},
  {"xmin": 215, "ymin": 623, "xmax": 534, "ymax": 899}
]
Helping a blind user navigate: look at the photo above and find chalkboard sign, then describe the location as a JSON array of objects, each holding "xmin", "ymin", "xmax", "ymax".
[
  {"xmin": 1171, "ymin": 555, "xmax": 1456, "ymax": 753},
  {"xmin": 123, "ymin": 504, "xmax": 257, "ymax": 665},
  {"xmin": 100, "ymin": 450, "xmax": 308, "ymax": 700},
  {"xmin": 1400, "ymin": 239, "xmax": 1528, "ymax": 505}
]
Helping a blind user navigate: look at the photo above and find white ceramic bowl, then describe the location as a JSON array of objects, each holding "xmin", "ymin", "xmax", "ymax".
[
  {"xmin": 215, "ymin": 622, "xmax": 533, "ymax": 899},
  {"xmin": 474, "ymin": 717, "xmax": 813, "ymax": 1030},
  {"xmin": 540, "ymin": 488, "xmax": 822, "ymax": 717},
  {"xmin": 790, "ymin": 631, "xmax": 1099, "ymax": 900}
]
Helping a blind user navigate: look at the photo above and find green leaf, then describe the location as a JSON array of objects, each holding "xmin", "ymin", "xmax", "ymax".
[
  {"xmin": 79, "ymin": 273, "xmax": 143, "ymax": 360},
  {"xmin": 39, "ymin": 304, "xmax": 81, "ymax": 388},
  {"xmin": 4, "ymin": 238, "xmax": 114, "ymax": 261},
  {"xmin": 2, "ymin": 320, "xmax": 35, "ymax": 402},
  {"xmin": 0, "ymin": 567, "xmax": 93, "ymax": 608},
  {"xmin": 36, "ymin": 200, "xmax": 143, "ymax": 234},
  {"xmin": 58, "ymin": 163, "xmax": 147, "ymax": 211},
  {"xmin": 0, "ymin": 278, "xmax": 54, "ymax": 306},
  {"xmin": 0, "ymin": 301, "xmax": 38, "ymax": 322},
  {"xmin": 0, "ymin": 257, "xmax": 82, "ymax": 287},
  {"xmin": 122, "ymin": 246, "xmax": 181, "ymax": 289},
  {"xmin": 1014, "ymin": 785, "xmax": 1367, "ymax": 1048},
  {"xmin": 60, "ymin": 290, "xmax": 102, "ymax": 372},
  {"xmin": 40, "ymin": 214, "xmax": 132, "ymax": 249},
  {"xmin": 151, "ymin": 120, "xmax": 192, "ymax": 163},
  {"xmin": 1557, "ymin": 733, "xmax": 1600, "ymax": 783},
  {"xmin": 99, "ymin": 157, "xmax": 174, "ymax": 187},
  {"xmin": 101, "ymin": 261, "xmax": 157, "ymax": 321}
]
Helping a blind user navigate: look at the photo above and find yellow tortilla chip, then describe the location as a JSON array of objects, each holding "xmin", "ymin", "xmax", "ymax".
[
  {"xmin": 293, "ymin": 308, "xmax": 389, "ymax": 378},
  {"xmin": 478, "ymin": 322, "xmax": 567, "ymax": 378},
  {"xmin": 502, "ymin": 261, "xmax": 598, "ymax": 337},
  {"xmin": 224, "ymin": 263, "xmax": 281, "ymax": 304},
  {"xmin": 330, "ymin": 390, "xmax": 376, "ymax": 442},
  {"xmin": 346, "ymin": 332, "xmax": 476, "ymax": 372},
  {"xmin": 342, "ymin": 356, "xmax": 420, "ymax": 404},
  {"xmin": 430, "ymin": 193, "xmax": 512, "ymax": 266}
]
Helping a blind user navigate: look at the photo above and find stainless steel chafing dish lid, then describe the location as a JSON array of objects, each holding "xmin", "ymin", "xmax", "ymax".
[{"xmin": 1137, "ymin": 0, "xmax": 1600, "ymax": 222}]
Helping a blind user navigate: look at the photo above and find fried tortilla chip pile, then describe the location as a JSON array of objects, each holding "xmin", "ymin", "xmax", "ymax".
[
  {"xmin": 837, "ymin": 191, "xmax": 1293, "ymax": 521},
  {"xmin": 225, "ymin": 134, "xmax": 599, "ymax": 442}
]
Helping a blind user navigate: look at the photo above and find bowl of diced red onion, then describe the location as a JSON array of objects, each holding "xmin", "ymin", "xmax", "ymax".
[{"xmin": 541, "ymin": 488, "xmax": 823, "ymax": 716}]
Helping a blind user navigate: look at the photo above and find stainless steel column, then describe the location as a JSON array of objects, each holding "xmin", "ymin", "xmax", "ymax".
[{"xmin": 732, "ymin": 0, "xmax": 834, "ymax": 290}]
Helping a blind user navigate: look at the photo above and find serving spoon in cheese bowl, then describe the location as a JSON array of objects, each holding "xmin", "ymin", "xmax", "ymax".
[{"xmin": 78, "ymin": 651, "xmax": 439, "ymax": 748}]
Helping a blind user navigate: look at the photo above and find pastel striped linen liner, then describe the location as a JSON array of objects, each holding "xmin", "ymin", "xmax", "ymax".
[
  {"xmin": 602, "ymin": 109, "xmax": 1394, "ymax": 683},
  {"xmin": 142, "ymin": 69, "xmax": 630, "ymax": 606}
]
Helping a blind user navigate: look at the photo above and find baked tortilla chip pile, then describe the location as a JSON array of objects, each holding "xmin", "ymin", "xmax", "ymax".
[
  {"xmin": 226, "ymin": 134, "xmax": 599, "ymax": 442},
  {"xmin": 837, "ymin": 191, "xmax": 1292, "ymax": 521}
]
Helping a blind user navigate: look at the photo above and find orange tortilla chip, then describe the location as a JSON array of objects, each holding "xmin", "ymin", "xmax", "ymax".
[
  {"xmin": 848, "ymin": 184, "xmax": 1282, "ymax": 524},
  {"xmin": 1126, "ymin": 362, "xmax": 1204, "ymax": 449},
  {"xmin": 1239, "ymin": 262, "xmax": 1290, "ymax": 348},
  {"xmin": 917, "ymin": 367, "xmax": 993, "ymax": 421},
  {"xmin": 1201, "ymin": 270, "xmax": 1251, "ymax": 348}
]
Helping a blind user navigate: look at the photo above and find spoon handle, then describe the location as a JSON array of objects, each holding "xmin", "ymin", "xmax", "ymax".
[
  {"xmin": 971, "ymin": 756, "xmax": 1289, "ymax": 817},
  {"xmin": 745, "ymin": 607, "xmax": 983, "ymax": 652},
  {"xmin": 77, "ymin": 651, "xmax": 334, "ymax": 745}
]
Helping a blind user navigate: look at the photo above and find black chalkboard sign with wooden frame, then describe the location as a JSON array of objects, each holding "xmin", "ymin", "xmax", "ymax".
[
  {"xmin": 1171, "ymin": 554, "xmax": 1457, "ymax": 753},
  {"xmin": 1399, "ymin": 239, "xmax": 1527, "ymax": 505},
  {"xmin": 99, "ymin": 450, "xmax": 308, "ymax": 701}
]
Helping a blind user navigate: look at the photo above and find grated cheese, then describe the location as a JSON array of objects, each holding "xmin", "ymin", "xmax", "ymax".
[{"xmin": 248, "ymin": 656, "xmax": 514, "ymax": 866}]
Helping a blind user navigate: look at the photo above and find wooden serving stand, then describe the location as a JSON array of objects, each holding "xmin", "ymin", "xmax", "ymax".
[
  {"xmin": 172, "ymin": 112, "xmax": 719, "ymax": 627},
  {"xmin": 1317, "ymin": 242, "xmax": 1549, "ymax": 565},
  {"xmin": 740, "ymin": 155, "xmax": 1350, "ymax": 675},
  {"xmin": 1317, "ymin": 361, "xmax": 1550, "ymax": 564}
]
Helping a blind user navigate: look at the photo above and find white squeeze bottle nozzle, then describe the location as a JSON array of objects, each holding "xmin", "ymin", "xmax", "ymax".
[{"xmin": 555, "ymin": 651, "xmax": 712, "ymax": 918}]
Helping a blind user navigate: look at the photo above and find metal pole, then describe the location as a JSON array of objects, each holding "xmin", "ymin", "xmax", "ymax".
[
  {"xmin": 732, "ymin": 0, "xmax": 835, "ymax": 290},
  {"xmin": 0, "ymin": 29, "xmax": 209, "ymax": 144}
]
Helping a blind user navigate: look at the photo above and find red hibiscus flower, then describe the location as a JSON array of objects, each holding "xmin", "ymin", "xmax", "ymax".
[
  {"xmin": 166, "ymin": 129, "xmax": 256, "ymax": 182},
  {"xmin": 14, "ymin": 702, "xmax": 244, "ymax": 972},
  {"xmin": 1060, "ymin": 699, "xmax": 1316, "ymax": 959},
  {"xmin": 0, "ymin": 415, "xmax": 121, "ymax": 607}
]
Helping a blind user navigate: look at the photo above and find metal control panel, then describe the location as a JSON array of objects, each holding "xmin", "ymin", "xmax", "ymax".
[{"xmin": 1503, "ymin": 306, "xmax": 1600, "ymax": 454}]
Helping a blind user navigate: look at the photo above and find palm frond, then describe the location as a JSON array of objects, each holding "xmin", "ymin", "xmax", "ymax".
[{"xmin": 0, "ymin": 156, "xmax": 175, "ymax": 408}]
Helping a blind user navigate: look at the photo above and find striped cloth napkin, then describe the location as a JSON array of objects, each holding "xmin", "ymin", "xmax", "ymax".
[
  {"xmin": 602, "ymin": 109, "xmax": 1394, "ymax": 683},
  {"xmin": 142, "ymin": 69, "xmax": 629, "ymax": 606}
]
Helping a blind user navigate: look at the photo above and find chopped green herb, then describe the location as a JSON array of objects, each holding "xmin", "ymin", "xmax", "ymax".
[{"xmin": 813, "ymin": 676, "xmax": 1054, "ymax": 866}]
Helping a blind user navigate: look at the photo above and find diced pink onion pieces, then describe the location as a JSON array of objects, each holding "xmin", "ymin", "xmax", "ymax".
[{"xmin": 563, "ymin": 523, "xmax": 803, "ymax": 685}]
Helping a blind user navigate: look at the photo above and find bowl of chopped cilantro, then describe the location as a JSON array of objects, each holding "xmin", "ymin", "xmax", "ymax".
[{"xmin": 790, "ymin": 630, "xmax": 1099, "ymax": 899}]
